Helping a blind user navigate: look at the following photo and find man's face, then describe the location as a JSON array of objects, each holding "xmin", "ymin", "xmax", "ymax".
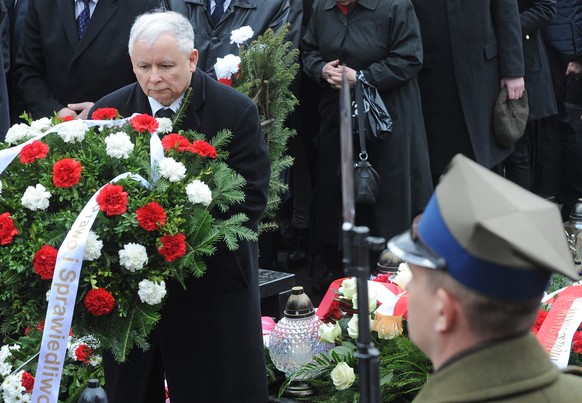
[
  {"xmin": 131, "ymin": 34, "xmax": 198, "ymax": 106},
  {"xmin": 406, "ymin": 263, "xmax": 437, "ymax": 356}
]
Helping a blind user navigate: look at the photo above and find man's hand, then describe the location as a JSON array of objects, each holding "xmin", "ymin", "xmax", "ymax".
[
  {"xmin": 566, "ymin": 61, "xmax": 582, "ymax": 77},
  {"xmin": 67, "ymin": 102, "xmax": 95, "ymax": 119},
  {"xmin": 500, "ymin": 77, "xmax": 525, "ymax": 100},
  {"xmin": 322, "ymin": 59, "xmax": 357, "ymax": 90}
]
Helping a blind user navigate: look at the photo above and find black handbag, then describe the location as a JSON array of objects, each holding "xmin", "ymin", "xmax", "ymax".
[
  {"xmin": 352, "ymin": 71, "xmax": 393, "ymax": 142},
  {"xmin": 354, "ymin": 88, "xmax": 380, "ymax": 205}
]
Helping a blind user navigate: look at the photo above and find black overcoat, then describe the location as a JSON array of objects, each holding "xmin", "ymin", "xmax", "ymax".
[
  {"xmin": 518, "ymin": 0, "xmax": 557, "ymax": 120},
  {"xmin": 411, "ymin": 0, "xmax": 525, "ymax": 176},
  {"xmin": 302, "ymin": 0, "xmax": 433, "ymax": 246},
  {"xmin": 13, "ymin": 0, "xmax": 160, "ymax": 119},
  {"xmin": 90, "ymin": 69, "xmax": 270, "ymax": 403}
]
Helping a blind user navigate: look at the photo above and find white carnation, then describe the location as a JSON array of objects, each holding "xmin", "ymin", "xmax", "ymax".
[
  {"xmin": 214, "ymin": 54, "xmax": 241, "ymax": 80},
  {"xmin": 138, "ymin": 279, "xmax": 167, "ymax": 305},
  {"xmin": 156, "ymin": 117, "xmax": 173, "ymax": 134},
  {"xmin": 89, "ymin": 354, "xmax": 102, "ymax": 367},
  {"xmin": 186, "ymin": 179, "xmax": 212, "ymax": 206},
  {"xmin": 30, "ymin": 117, "xmax": 52, "ymax": 131},
  {"xmin": 84, "ymin": 231, "xmax": 103, "ymax": 261},
  {"xmin": 57, "ymin": 119, "xmax": 88, "ymax": 143},
  {"xmin": 5, "ymin": 123, "xmax": 40, "ymax": 145},
  {"xmin": 105, "ymin": 131, "xmax": 134, "ymax": 159},
  {"xmin": 119, "ymin": 243, "xmax": 148, "ymax": 272},
  {"xmin": 159, "ymin": 157, "xmax": 186, "ymax": 182},
  {"xmin": 1, "ymin": 370, "xmax": 30, "ymax": 402},
  {"xmin": 21, "ymin": 183, "xmax": 51, "ymax": 211},
  {"xmin": 230, "ymin": 26, "xmax": 254, "ymax": 45},
  {"xmin": 0, "ymin": 345, "xmax": 20, "ymax": 376}
]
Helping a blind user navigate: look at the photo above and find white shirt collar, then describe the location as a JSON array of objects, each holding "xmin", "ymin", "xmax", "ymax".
[{"xmin": 148, "ymin": 95, "xmax": 185, "ymax": 117}]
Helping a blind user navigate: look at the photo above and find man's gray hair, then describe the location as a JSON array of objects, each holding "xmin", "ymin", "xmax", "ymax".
[{"xmin": 128, "ymin": 10, "xmax": 195, "ymax": 55}]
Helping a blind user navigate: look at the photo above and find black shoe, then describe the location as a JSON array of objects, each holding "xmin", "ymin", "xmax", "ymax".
[{"xmin": 287, "ymin": 229, "xmax": 309, "ymax": 268}]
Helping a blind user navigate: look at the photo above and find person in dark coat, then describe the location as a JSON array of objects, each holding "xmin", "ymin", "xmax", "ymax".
[
  {"xmin": 388, "ymin": 154, "xmax": 582, "ymax": 403},
  {"xmin": 533, "ymin": 0, "xmax": 582, "ymax": 220},
  {"xmin": 12, "ymin": 0, "xmax": 160, "ymax": 120},
  {"xmin": 165, "ymin": 0, "xmax": 291, "ymax": 76},
  {"xmin": 89, "ymin": 11, "xmax": 270, "ymax": 403},
  {"xmin": 0, "ymin": 0, "xmax": 9, "ymax": 138},
  {"xmin": 302, "ymin": 0, "xmax": 432, "ymax": 284},
  {"xmin": 502, "ymin": 0, "xmax": 557, "ymax": 189},
  {"xmin": 411, "ymin": 0, "xmax": 525, "ymax": 182}
]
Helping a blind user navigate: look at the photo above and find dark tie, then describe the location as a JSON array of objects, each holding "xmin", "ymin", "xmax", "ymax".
[
  {"xmin": 155, "ymin": 108, "xmax": 174, "ymax": 119},
  {"xmin": 77, "ymin": 0, "xmax": 90, "ymax": 38},
  {"xmin": 210, "ymin": 0, "xmax": 225, "ymax": 26}
]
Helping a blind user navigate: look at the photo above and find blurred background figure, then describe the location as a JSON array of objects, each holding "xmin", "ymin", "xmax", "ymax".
[
  {"xmin": 501, "ymin": 0, "xmax": 557, "ymax": 190},
  {"xmin": 11, "ymin": 0, "xmax": 160, "ymax": 121},
  {"xmin": 411, "ymin": 0, "xmax": 525, "ymax": 184},
  {"xmin": 1, "ymin": 0, "xmax": 9, "ymax": 138},
  {"xmin": 532, "ymin": 0, "xmax": 582, "ymax": 220},
  {"xmin": 302, "ymin": 0, "xmax": 432, "ymax": 289}
]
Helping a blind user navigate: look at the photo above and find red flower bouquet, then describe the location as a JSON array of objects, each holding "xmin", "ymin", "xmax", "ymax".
[{"xmin": 0, "ymin": 107, "xmax": 254, "ymax": 364}]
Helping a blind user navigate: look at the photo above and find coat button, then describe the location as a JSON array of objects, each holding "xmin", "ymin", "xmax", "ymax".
[{"xmin": 525, "ymin": 34, "xmax": 530, "ymax": 40}]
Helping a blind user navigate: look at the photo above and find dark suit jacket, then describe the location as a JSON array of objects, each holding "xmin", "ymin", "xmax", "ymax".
[
  {"xmin": 12, "ymin": 0, "xmax": 159, "ymax": 119},
  {"xmin": 412, "ymin": 0, "xmax": 525, "ymax": 176},
  {"xmin": 90, "ymin": 69, "xmax": 270, "ymax": 403},
  {"xmin": 519, "ymin": 0, "xmax": 557, "ymax": 120}
]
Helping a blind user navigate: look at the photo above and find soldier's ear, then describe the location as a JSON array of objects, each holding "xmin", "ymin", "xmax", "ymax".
[{"xmin": 434, "ymin": 287, "xmax": 458, "ymax": 334}]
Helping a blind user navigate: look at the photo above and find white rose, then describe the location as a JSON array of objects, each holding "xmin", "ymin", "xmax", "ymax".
[
  {"xmin": 352, "ymin": 286, "xmax": 378, "ymax": 314},
  {"xmin": 186, "ymin": 179, "xmax": 212, "ymax": 206},
  {"xmin": 159, "ymin": 157, "xmax": 186, "ymax": 182},
  {"xmin": 119, "ymin": 243, "xmax": 148, "ymax": 272},
  {"xmin": 156, "ymin": 118, "xmax": 173, "ymax": 134},
  {"xmin": 393, "ymin": 262, "xmax": 412, "ymax": 290},
  {"xmin": 318, "ymin": 322, "xmax": 341, "ymax": 344},
  {"xmin": 330, "ymin": 362, "xmax": 355, "ymax": 391},
  {"xmin": 230, "ymin": 26, "xmax": 254, "ymax": 45},
  {"xmin": 339, "ymin": 277, "xmax": 357, "ymax": 300},
  {"xmin": 5, "ymin": 123, "xmax": 39, "ymax": 145},
  {"xmin": 57, "ymin": 120, "xmax": 88, "ymax": 143},
  {"xmin": 21, "ymin": 184, "xmax": 51, "ymax": 211},
  {"xmin": 105, "ymin": 131, "xmax": 134, "ymax": 159},
  {"xmin": 138, "ymin": 279, "xmax": 167, "ymax": 305},
  {"xmin": 89, "ymin": 354, "xmax": 102, "ymax": 367},
  {"xmin": 30, "ymin": 117, "xmax": 52, "ymax": 131},
  {"xmin": 84, "ymin": 231, "xmax": 103, "ymax": 261}
]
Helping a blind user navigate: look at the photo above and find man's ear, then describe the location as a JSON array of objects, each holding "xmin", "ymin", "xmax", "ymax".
[
  {"xmin": 434, "ymin": 288, "xmax": 458, "ymax": 333},
  {"xmin": 189, "ymin": 49, "xmax": 199, "ymax": 72}
]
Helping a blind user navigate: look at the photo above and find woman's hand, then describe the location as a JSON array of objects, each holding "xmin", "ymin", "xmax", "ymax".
[{"xmin": 322, "ymin": 60, "xmax": 358, "ymax": 89}]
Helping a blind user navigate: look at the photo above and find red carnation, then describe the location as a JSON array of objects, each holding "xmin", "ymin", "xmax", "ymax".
[
  {"xmin": 532, "ymin": 309, "xmax": 549, "ymax": 334},
  {"xmin": 84, "ymin": 288, "xmax": 115, "ymax": 316},
  {"xmin": 218, "ymin": 77, "xmax": 233, "ymax": 86},
  {"xmin": 189, "ymin": 140, "xmax": 217, "ymax": 158},
  {"xmin": 53, "ymin": 158, "xmax": 83, "ymax": 188},
  {"xmin": 572, "ymin": 330, "xmax": 582, "ymax": 355},
  {"xmin": 33, "ymin": 245, "xmax": 58, "ymax": 280},
  {"xmin": 19, "ymin": 140, "xmax": 49, "ymax": 164},
  {"xmin": 91, "ymin": 107, "xmax": 119, "ymax": 120},
  {"xmin": 130, "ymin": 114, "xmax": 159, "ymax": 133},
  {"xmin": 96, "ymin": 184, "xmax": 128, "ymax": 216},
  {"xmin": 0, "ymin": 212, "xmax": 19, "ymax": 245},
  {"xmin": 136, "ymin": 201, "xmax": 166, "ymax": 231},
  {"xmin": 75, "ymin": 344, "xmax": 93, "ymax": 363},
  {"xmin": 158, "ymin": 233, "xmax": 187, "ymax": 262},
  {"xmin": 57, "ymin": 115, "xmax": 75, "ymax": 123},
  {"xmin": 21, "ymin": 371, "xmax": 34, "ymax": 393},
  {"xmin": 161, "ymin": 133, "xmax": 191, "ymax": 152}
]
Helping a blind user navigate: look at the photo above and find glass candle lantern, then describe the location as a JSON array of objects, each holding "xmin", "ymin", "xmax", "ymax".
[
  {"xmin": 268, "ymin": 286, "xmax": 333, "ymax": 379},
  {"xmin": 565, "ymin": 199, "xmax": 582, "ymax": 266}
]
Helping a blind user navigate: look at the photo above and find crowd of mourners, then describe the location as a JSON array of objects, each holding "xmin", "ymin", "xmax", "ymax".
[{"xmin": 1, "ymin": 0, "xmax": 582, "ymax": 286}]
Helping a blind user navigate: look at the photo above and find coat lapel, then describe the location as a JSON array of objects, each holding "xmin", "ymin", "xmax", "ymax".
[
  {"xmin": 72, "ymin": 0, "xmax": 119, "ymax": 61},
  {"xmin": 58, "ymin": 0, "xmax": 79, "ymax": 49},
  {"xmin": 177, "ymin": 70, "xmax": 205, "ymax": 132}
]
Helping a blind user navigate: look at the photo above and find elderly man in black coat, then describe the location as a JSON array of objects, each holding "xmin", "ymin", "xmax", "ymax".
[
  {"xmin": 90, "ymin": 10, "xmax": 270, "ymax": 403},
  {"xmin": 411, "ymin": 0, "xmax": 525, "ymax": 182}
]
